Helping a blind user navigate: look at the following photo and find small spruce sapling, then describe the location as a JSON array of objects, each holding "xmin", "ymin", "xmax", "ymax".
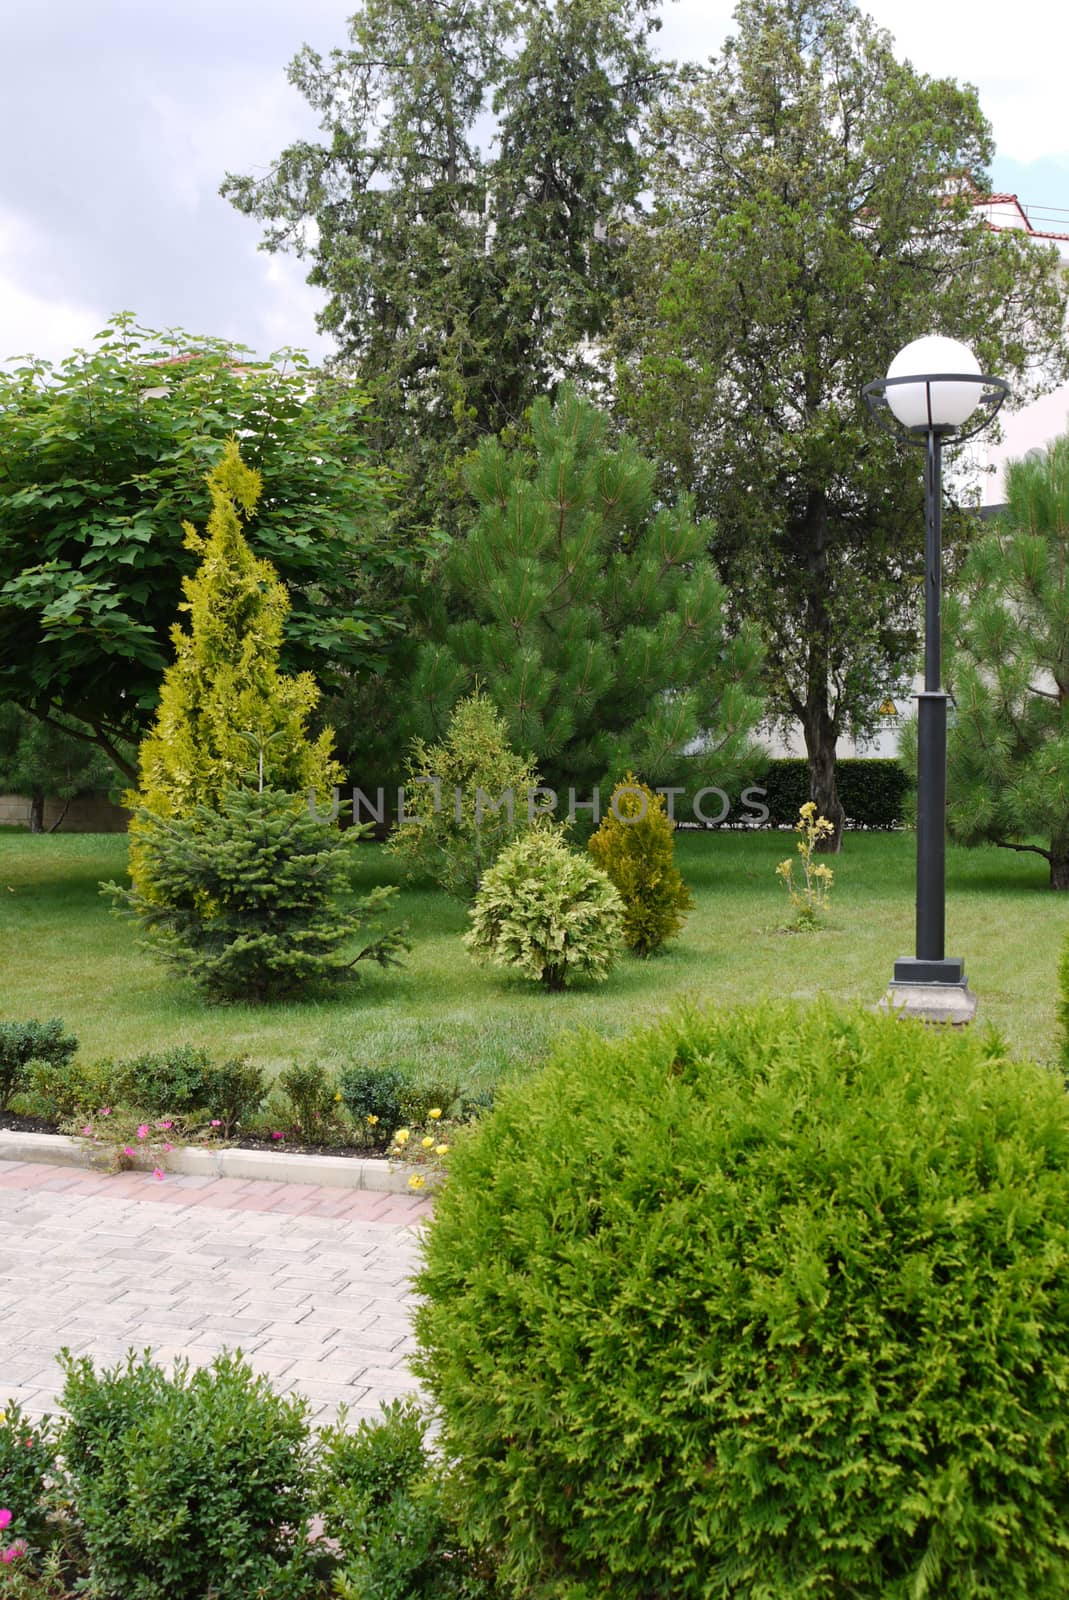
[{"xmin": 112, "ymin": 787, "xmax": 407, "ymax": 1002}]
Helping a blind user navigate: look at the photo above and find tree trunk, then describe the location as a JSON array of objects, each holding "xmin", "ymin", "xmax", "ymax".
[
  {"xmin": 28, "ymin": 792, "xmax": 44, "ymax": 833},
  {"xmin": 1050, "ymin": 838, "xmax": 1069, "ymax": 889},
  {"xmin": 801, "ymin": 712, "xmax": 844, "ymax": 855},
  {"xmin": 796, "ymin": 489, "xmax": 844, "ymax": 854}
]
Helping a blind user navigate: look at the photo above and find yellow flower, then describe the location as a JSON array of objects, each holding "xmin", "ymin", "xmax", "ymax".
[
  {"xmin": 422, "ymin": 1136, "xmax": 434, "ymax": 1149},
  {"xmin": 334, "ymin": 1091, "xmax": 342, "ymax": 1102},
  {"xmin": 408, "ymin": 1174, "xmax": 426, "ymax": 1190},
  {"xmin": 435, "ymin": 1143, "xmax": 449, "ymax": 1156},
  {"xmin": 394, "ymin": 1128, "xmax": 410, "ymax": 1145},
  {"xmin": 429, "ymin": 1108, "xmax": 442, "ymax": 1120},
  {"xmin": 366, "ymin": 1114, "xmax": 379, "ymax": 1126}
]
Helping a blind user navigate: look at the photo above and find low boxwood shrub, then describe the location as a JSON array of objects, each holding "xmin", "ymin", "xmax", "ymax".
[
  {"xmin": 0, "ymin": 1018, "xmax": 77, "ymax": 1110},
  {"xmin": 278, "ymin": 1060, "xmax": 341, "ymax": 1140},
  {"xmin": 415, "ymin": 1000, "xmax": 1069, "ymax": 1599},
  {"xmin": 26, "ymin": 1047, "xmax": 264, "ymax": 1133},
  {"xmin": 464, "ymin": 827, "xmax": 624, "ymax": 990},
  {"xmin": 25, "ymin": 1057, "xmax": 99, "ymax": 1121},
  {"xmin": 58, "ymin": 1349, "xmax": 315, "ymax": 1600},
  {"xmin": 0, "ymin": 1401, "xmax": 56, "ymax": 1550},
  {"xmin": 317, "ymin": 1401, "xmax": 501, "ymax": 1599},
  {"xmin": 337, "ymin": 1066, "xmax": 409, "ymax": 1137}
]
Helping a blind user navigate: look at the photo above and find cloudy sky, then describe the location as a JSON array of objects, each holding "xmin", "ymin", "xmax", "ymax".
[{"xmin": 1, "ymin": 0, "xmax": 1066, "ymax": 370}]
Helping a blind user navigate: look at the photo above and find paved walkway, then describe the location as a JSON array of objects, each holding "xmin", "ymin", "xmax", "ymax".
[{"xmin": 0, "ymin": 1159, "xmax": 433, "ymax": 1428}]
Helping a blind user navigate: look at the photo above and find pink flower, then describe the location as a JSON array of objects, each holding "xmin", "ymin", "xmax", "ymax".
[
  {"xmin": 161, "ymin": 1143, "xmax": 173, "ymax": 1153},
  {"xmin": 0, "ymin": 1510, "xmax": 11, "ymax": 1531},
  {"xmin": 123, "ymin": 1146, "xmax": 134, "ymax": 1157},
  {"xmin": 159, "ymin": 1120, "xmax": 173, "ymax": 1130},
  {"xmin": 81, "ymin": 1125, "xmax": 92, "ymax": 1136},
  {"xmin": 100, "ymin": 1107, "xmax": 112, "ymax": 1117},
  {"xmin": 153, "ymin": 1168, "xmax": 164, "ymax": 1181},
  {"xmin": 271, "ymin": 1131, "xmax": 284, "ymax": 1141},
  {"xmin": 210, "ymin": 1119, "xmax": 221, "ymax": 1128},
  {"xmin": 136, "ymin": 1124, "xmax": 149, "ymax": 1139},
  {"xmin": 1, "ymin": 1539, "xmax": 26, "ymax": 1563}
]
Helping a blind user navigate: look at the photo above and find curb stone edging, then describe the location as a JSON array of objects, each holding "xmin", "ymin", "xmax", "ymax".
[{"xmin": 0, "ymin": 1128, "xmax": 433, "ymax": 1194}]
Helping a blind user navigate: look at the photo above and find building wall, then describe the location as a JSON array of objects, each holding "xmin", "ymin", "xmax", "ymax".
[{"xmin": 0, "ymin": 793, "xmax": 130, "ymax": 832}]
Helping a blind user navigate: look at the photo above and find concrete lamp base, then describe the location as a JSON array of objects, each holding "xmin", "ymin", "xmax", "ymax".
[{"xmin": 879, "ymin": 977, "xmax": 978, "ymax": 1028}]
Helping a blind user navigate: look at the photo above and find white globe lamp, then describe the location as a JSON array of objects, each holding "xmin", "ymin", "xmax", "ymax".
[{"xmin": 884, "ymin": 335, "xmax": 983, "ymax": 430}]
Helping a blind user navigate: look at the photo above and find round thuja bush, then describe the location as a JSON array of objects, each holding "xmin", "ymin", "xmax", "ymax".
[
  {"xmin": 414, "ymin": 1001, "xmax": 1069, "ymax": 1599},
  {"xmin": 588, "ymin": 774, "xmax": 693, "ymax": 954},
  {"xmin": 464, "ymin": 827, "xmax": 624, "ymax": 989}
]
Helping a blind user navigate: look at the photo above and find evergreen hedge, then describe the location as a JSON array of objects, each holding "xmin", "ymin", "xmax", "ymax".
[
  {"xmin": 731, "ymin": 757, "xmax": 911, "ymax": 829},
  {"xmin": 415, "ymin": 1001, "xmax": 1069, "ymax": 1599}
]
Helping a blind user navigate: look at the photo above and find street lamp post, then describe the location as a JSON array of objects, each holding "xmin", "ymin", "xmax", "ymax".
[{"xmin": 863, "ymin": 335, "xmax": 1008, "ymax": 1023}]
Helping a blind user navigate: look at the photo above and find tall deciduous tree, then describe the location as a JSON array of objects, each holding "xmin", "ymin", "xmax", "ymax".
[
  {"xmin": 407, "ymin": 388, "xmax": 765, "ymax": 802},
  {"xmin": 942, "ymin": 433, "xmax": 1069, "ymax": 888},
  {"xmin": 0, "ymin": 317, "xmax": 422, "ymax": 781},
  {"xmin": 612, "ymin": 0, "xmax": 1069, "ymax": 849},
  {"xmin": 221, "ymin": 0, "xmax": 669, "ymax": 528}
]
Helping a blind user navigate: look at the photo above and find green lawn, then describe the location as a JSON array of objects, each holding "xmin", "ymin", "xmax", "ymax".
[{"xmin": 2, "ymin": 828, "xmax": 1067, "ymax": 1087}]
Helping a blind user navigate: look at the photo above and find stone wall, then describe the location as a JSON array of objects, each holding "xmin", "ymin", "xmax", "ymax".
[{"xmin": 0, "ymin": 793, "xmax": 130, "ymax": 832}]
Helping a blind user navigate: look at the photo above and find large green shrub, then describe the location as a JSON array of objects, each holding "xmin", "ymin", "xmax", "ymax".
[
  {"xmin": 588, "ymin": 774, "xmax": 693, "ymax": 954},
  {"xmin": 415, "ymin": 1001, "xmax": 1069, "ymax": 1599},
  {"xmin": 464, "ymin": 828, "xmax": 624, "ymax": 990},
  {"xmin": 58, "ymin": 1350, "xmax": 315, "ymax": 1600},
  {"xmin": 0, "ymin": 1018, "xmax": 77, "ymax": 1110},
  {"xmin": 109, "ymin": 786, "xmax": 407, "ymax": 1001}
]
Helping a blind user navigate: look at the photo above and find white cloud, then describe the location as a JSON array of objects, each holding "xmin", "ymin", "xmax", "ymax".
[{"xmin": 0, "ymin": 209, "xmax": 104, "ymax": 366}]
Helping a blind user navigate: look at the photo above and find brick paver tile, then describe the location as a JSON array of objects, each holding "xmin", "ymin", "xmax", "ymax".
[{"xmin": 0, "ymin": 1158, "xmax": 429, "ymax": 1424}]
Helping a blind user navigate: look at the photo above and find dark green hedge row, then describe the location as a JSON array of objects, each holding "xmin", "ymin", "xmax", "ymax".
[{"xmin": 731, "ymin": 757, "xmax": 912, "ymax": 830}]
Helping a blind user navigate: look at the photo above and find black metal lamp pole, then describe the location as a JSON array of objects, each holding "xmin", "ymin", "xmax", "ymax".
[{"xmin": 863, "ymin": 342, "xmax": 1008, "ymax": 997}]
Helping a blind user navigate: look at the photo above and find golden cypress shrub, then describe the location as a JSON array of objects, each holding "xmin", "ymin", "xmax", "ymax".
[
  {"xmin": 588, "ymin": 774, "xmax": 693, "ymax": 955},
  {"xmin": 128, "ymin": 440, "xmax": 343, "ymax": 893}
]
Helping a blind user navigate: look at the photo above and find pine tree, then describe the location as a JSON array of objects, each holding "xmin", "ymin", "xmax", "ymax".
[
  {"xmin": 943, "ymin": 432, "xmax": 1069, "ymax": 888},
  {"xmin": 129, "ymin": 441, "xmax": 343, "ymax": 891},
  {"xmin": 408, "ymin": 387, "xmax": 765, "ymax": 804}
]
